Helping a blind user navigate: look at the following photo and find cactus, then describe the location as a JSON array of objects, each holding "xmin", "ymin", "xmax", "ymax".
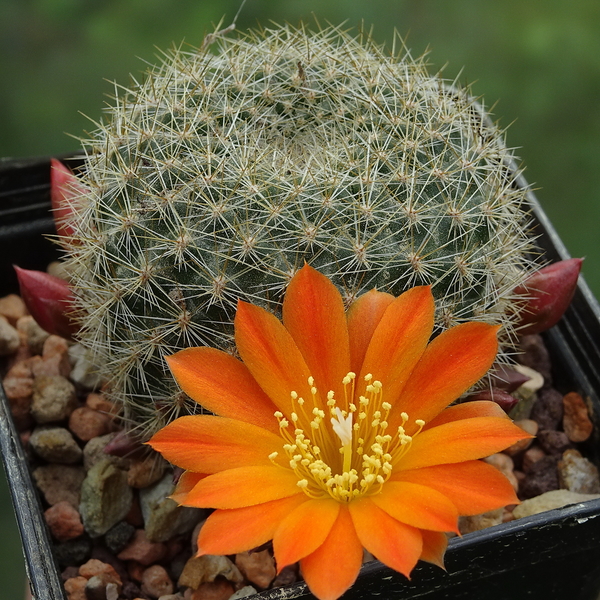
[{"xmin": 61, "ymin": 24, "xmax": 537, "ymax": 439}]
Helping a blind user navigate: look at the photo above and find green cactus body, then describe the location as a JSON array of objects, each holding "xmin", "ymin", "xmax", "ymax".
[{"xmin": 65, "ymin": 24, "xmax": 535, "ymax": 438}]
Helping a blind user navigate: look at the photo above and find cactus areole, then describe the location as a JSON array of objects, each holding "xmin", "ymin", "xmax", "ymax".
[{"xmin": 62, "ymin": 25, "xmax": 537, "ymax": 439}]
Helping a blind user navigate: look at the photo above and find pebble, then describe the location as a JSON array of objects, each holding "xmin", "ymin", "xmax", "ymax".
[
  {"xmin": 31, "ymin": 375, "xmax": 78, "ymax": 424},
  {"xmin": 141, "ymin": 565, "xmax": 174, "ymax": 599},
  {"xmin": 537, "ymin": 430, "xmax": 572, "ymax": 455},
  {"xmin": 16, "ymin": 315, "xmax": 50, "ymax": 354},
  {"xmin": 128, "ymin": 454, "xmax": 168, "ymax": 489},
  {"xmin": 85, "ymin": 574, "xmax": 122, "ymax": 600},
  {"xmin": 30, "ymin": 426, "xmax": 83, "ymax": 464},
  {"xmin": 2, "ymin": 373, "xmax": 34, "ymax": 430},
  {"xmin": 117, "ymin": 529, "xmax": 167, "ymax": 566},
  {"xmin": 0, "ymin": 315, "xmax": 21, "ymax": 356},
  {"xmin": 530, "ymin": 387, "xmax": 564, "ymax": 431},
  {"xmin": 68, "ymin": 343, "xmax": 105, "ymax": 390},
  {"xmin": 562, "ymin": 392, "xmax": 593, "ymax": 442},
  {"xmin": 271, "ymin": 564, "xmax": 298, "ymax": 588},
  {"xmin": 64, "ymin": 576, "xmax": 87, "ymax": 600},
  {"xmin": 522, "ymin": 446, "xmax": 547, "ymax": 473},
  {"xmin": 82, "ymin": 433, "xmax": 127, "ymax": 470},
  {"xmin": 178, "ymin": 555, "xmax": 243, "ymax": 589},
  {"xmin": 519, "ymin": 455, "xmax": 560, "ymax": 499},
  {"xmin": 518, "ymin": 334, "xmax": 552, "ymax": 384},
  {"xmin": 190, "ymin": 580, "xmax": 235, "ymax": 600},
  {"xmin": 484, "ymin": 453, "xmax": 518, "ymax": 492},
  {"xmin": 140, "ymin": 473, "xmax": 203, "ymax": 543},
  {"xmin": 33, "ymin": 464, "xmax": 86, "ymax": 507},
  {"xmin": 503, "ymin": 419, "xmax": 537, "ymax": 456},
  {"xmin": 558, "ymin": 449, "xmax": 600, "ymax": 494},
  {"xmin": 105, "ymin": 521, "xmax": 136, "ymax": 554},
  {"xmin": 44, "ymin": 501, "xmax": 85, "ymax": 542},
  {"xmin": 235, "ymin": 550, "xmax": 276, "ymax": 590},
  {"xmin": 34, "ymin": 335, "xmax": 71, "ymax": 377},
  {"xmin": 86, "ymin": 392, "xmax": 119, "ymax": 416},
  {"xmin": 54, "ymin": 537, "xmax": 92, "ymax": 568},
  {"xmin": 513, "ymin": 489, "xmax": 600, "ymax": 519},
  {"xmin": 79, "ymin": 558, "xmax": 122, "ymax": 582},
  {"xmin": 69, "ymin": 406, "xmax": 114, "ymax": 442},
  {"xmin": 459, "ymin": 508, "xmax": 504, "ymax": 534},
  {"xmin": 0, "ymin": 293, "xmax": 27, "ymax": 324},
  {"xmin": 230, "ymin": 586, "xmax": 258, "ymax": 599},
  {"xmin": 79, "ymin": 458, "xmax": 133, "ymax": 537}
]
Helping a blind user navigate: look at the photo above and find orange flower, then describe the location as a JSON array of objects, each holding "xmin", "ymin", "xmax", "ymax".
[{"xmin": 149, "ymin": 265, "xmax": 530, "ymax": 600}]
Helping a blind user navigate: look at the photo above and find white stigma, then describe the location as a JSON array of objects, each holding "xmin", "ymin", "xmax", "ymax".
[{"xmin": 331, "ymin": 407, "xmax": 353, "ymax": 446}]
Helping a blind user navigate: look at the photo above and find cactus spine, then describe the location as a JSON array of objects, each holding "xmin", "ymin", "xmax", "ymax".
[{"xmin": 63, "ymin": 24, "xmax": 536, "ymax": 439}]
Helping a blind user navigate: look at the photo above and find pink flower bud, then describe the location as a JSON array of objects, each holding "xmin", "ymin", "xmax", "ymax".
[
  {"xmin": 515, "ymin": 258, "xmax": 583, "ymax": 335},
  {"xmin": 14, "ymin": 266, "xmax": 77, "ymax": 340},
  {"xmin": 103, "ymin": 430, "xmax": 146, "ymax": 459},
  {"xmin": 50, "ymin": 158, "xmax": 87, "ymax": 239},
  {"xmin": 470, "ymin": 388, "xmax": 520, "ymax": 414}
]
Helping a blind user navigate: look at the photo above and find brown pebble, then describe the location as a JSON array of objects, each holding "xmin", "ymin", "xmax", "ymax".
[
  {"xmin": 190, "ymin": 580, "xmax": 235, "ymax": 600},
  {"xmin": 518, "ymin": 334, "xmax": 552, "ymax": 384},
  {"xmin": 530, "ymin": 387, "xmax": 564, "ymax": 431},
  {"xmin": 0, "ymin": 294, "xmax": 27, "ymax": 325},
  {"xmin": 86, "ymin": 392, "xmax": 119, "ymax": 416},
  {"xmin": 272, "ymin": 564, "xmax": 298, "ymax": 588},
  {"xmin": 0, "ymin": 315, "xmax": 20, "ymax": 356},
  {"xmin": 31, "ymin": 375, "xmax": 77, "ymax": 424},
  {"xmin": 3, "ymin": 375, "xmax": 34, "ymax": 430},
  {"xmin": 16, "ymin": 315, "xmax": 50, "ymax": 354},
  {"xmin": 44, "ymin": 501, "xmax": 84, "ymax": 542},
  {"xmin": 519, "ymin": 455, "xmax": 560, "ymax": 499},
  {"xmin": 79, "ymin": 558, "xmax": 122, "ymax": 583},
  {"xmin": 235, "ymin": 550, "xmax": 276, "ymax": 589},
  {"xmin": 117, "ymin": 529, "xmax": 167, "ymax": 566},
  {"xmin": 33, "ymin": 464, "xmax": 86, "ymax": 507},
  {"xmin": 64, "ymin": 576, "xmax": 87, "ymax": 600},
  {"xmin": 69, "ymin": 406, "xmax": 113, "ymax": 441},
  {"xmin": 459, "ymin": 508, "xmax": 504, "ymax": 534},
  {"xmin": 128, "ymin": 561, "xmax": 146, "ymax": 583},
  {"xmin": 522, "ymin": 446, "xmax": 547, "ymax": 473},
  {"xmin": 125, "ymin": 494, "xmax": 145, "ymax": 528},
  {"xmin": 537, "ymin": 430, "xmax": 572, "ymax": 455},
  {"xmin": 503, "ymin": 419, "xmax": 537, "ymax": 456},
  {"xmin": 562, "ymin": 392, "xmax": 593, "ymax": 442},
  {"xmin": 127, "ymin": 454, "xmax": 168, "ymax": 489},
  {"xmin": 141, "ymin": 565, "xmax": 174, "ymax": 599}
]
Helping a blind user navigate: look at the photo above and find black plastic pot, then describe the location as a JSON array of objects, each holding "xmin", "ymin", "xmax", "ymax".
[{"xmin": 1, "ymin": 156, "xmax": 600, "ymax": 600}]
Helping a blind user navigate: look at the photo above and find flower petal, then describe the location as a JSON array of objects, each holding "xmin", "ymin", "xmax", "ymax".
[
  {"xmin": 183, "ymin": 466, "xmax": 302, "ymax": 509},
  {"xmin": 359, "ymin": 286, "xmax": 434, "ymax": 407},
  {"xmin": 300, "ymin": 506, "xmax": 363, "ymax": 600},
  {"xmin": 347, "ymin": 289, "xmax": 395, "ymax": 375},
  {"xmin": 393, "ymin": 460, "xmax": 519, "ymax": 515},
  {"xmin": 424, "ymin": 400, "xmax": 509, "ymax": 430},
  {"xmin": 147, "ymin": 415, "xmax": 282, "ymax": 474},
  {"xmin": 166, "ymin": 348, "xmax": 280, "ymax": 433},
  {"xmin": 273, "ymin": 498, "xmax": 340, "ymax": 570},
  {"xmin": 420, "ymin": 530, "xmax": 448, "ymax": 569},
  {"xmin": 390, "ymin": 322, "xmax": 499, "ymax": 434},
  {"xmin": 235, "ymin": 300, "xmax": 314, "ymax": 416},
  {"xmin": 349, "ymin": 497, "xmax": 422, "ymax": 577},
  {"xmin": 171, "ymin": 471, "xmax": 206, "ymax": 504},
  {"xmin": 371, "ymin": 481, "xmax": 459, "ymax": 533},
  {"xmin": 398, "ymin": 417, "xmax": 531, "ymax": 471},
  {"xmin": 282, "ymin": 264, "xmax": 351, "ymax": 403},
  {"xmin": 197, "ymin": 495, "xmax": 309, "ymax": 556}
]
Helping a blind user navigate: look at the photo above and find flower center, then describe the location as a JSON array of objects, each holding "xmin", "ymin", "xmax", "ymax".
[{"xmin": 270, "ymin": 373, "xmax": 424, "ymax": 503}]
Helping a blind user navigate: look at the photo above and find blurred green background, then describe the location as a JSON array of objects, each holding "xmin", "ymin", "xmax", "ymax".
[{"xmin": 1, "ymin": 0, "xmax": 599, "ymax": 597}]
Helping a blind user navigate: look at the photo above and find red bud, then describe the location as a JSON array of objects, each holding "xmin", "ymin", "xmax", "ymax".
[
  {"xmin": 104, "ymin": 430, "xmax": 146, "ymax": 459},
  {"xmin": 515, "ymin": 258, "xmax": 583, "ymax": 335},
  {"xmin": 489, "ymin": 365, "xmax": 531, "ymax": 394},
  {"xmin": 14, "ymin": 266, "xmax": 78, "ymax": 340},
  {"xmin": 50, "ymin": 158, "xmax": 87, "ymax": 239},
  {"xmin": 470, "ymin": 388, "xmax": 520, "ymax": 414}
]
